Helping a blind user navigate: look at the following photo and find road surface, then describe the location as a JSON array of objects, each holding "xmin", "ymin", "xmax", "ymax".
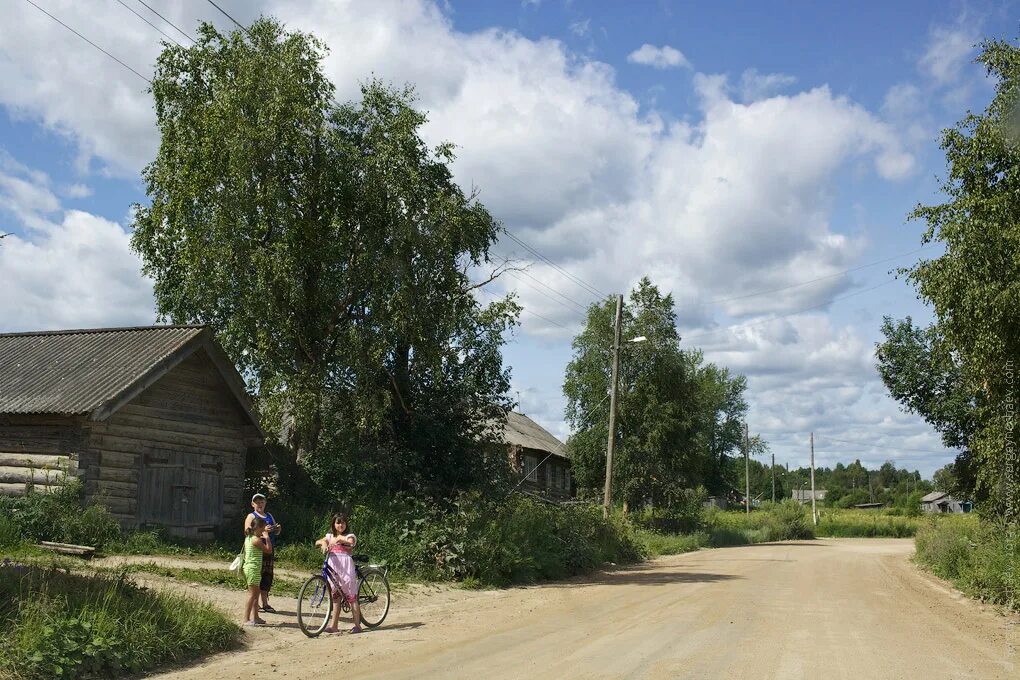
[{"xmin": 155, "ymin": 539, "xmax": 1018, "ymax": 680}]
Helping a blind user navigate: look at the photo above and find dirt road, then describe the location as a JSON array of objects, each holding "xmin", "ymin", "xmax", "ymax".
[{"xmin": 154, "ymin": 539, "xmax": 1017, "ymax": 680}]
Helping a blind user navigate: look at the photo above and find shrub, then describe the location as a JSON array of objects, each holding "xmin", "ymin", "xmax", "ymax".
[
  {"xmin": 914, "ymin": 515, "xmax": 1019, "ymax": 611},
  {"xmin": 0, "ymin": 480, "xmax": 121, "ymax": 550},
  {"xmin": 761, "ymin": 500, "xmax": 814, "ymax": 541},
  {"xmin": 0, "ymin": 563, "xmax": 239, "ymax": 679}
]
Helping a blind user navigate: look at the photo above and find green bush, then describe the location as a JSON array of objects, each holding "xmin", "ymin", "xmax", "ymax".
[
  {"xmin": 0, "ymin": 563, "xmax": 239, "ymax": 679},
  {"xmin": 817, "ymin": 509, "xmax": 921, "ymax": 537},
  {"xmin": 915, "ymin": 515, "xmax": 1019, "ymax": 611},
  {"xmin": 638, "ymin": 529, "xmax": 709, "ymax": 556},
  {"xmin": 0, "ymin": 481, "xmax": 121, "ymax": 550},
  {"xmin": 252, "ymin": 493, "xmax": 645, "ymax": 587}
]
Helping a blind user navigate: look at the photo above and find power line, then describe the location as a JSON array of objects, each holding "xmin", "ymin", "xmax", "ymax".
[
  {"xmin": 135, "ymin": 0, "xmax": 194, "ymax": 43},
  {"xmin": 502, "ymin": 230, "xmax": 606, "ymax": 299},
  {"xmin": 520, "ymin": 308, "xmax": 572, "ymax": 332},
  {"xmin": 23, "ymin": 0, "xmax": 152, "ymax": 83},
  {"xmin": 505, "ymin": 269, "xmax": 588, "ymax": 312},
  {"xmin": 683, "ymin": 278, "xmax": 898, "ymax": 343},
  {"xmin": 114, "ymin": 0, "xmax": 183, "ymax": 48},
  {"xmin": 204, "ymin": 0, "xmax": 246, "ymax": 32}
]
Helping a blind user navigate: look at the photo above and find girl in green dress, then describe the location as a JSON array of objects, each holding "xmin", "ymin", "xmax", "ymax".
[{"xmin": 243, "ymin": 517, "xmax": 273, "ymax": 626}]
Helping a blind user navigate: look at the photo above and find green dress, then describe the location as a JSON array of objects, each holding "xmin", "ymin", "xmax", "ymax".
[{"xmin": 243, "ymin": 537, "xmax": 263, "ymax": 587}]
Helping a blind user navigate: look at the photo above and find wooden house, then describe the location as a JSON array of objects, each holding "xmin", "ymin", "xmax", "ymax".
[
  {"xmin": 502, "ymin": 411, "xmax": 573, "ymax": 501},
  {"xmin": 920, "ymin": 491, "xmax": 971, "ymax": 514},
  {"xmin": 0, "ymin": 326, "xmax": 263, "ymax": 538}
]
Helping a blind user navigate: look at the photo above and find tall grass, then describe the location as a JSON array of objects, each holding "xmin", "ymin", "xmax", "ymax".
[
  {"xmin": 0, "ymin": 563, "xmax": 239, "ymax": 679},
  {"xmin": 816, "ymin": 509, "xmax": 923, "ymax": 537},
  {"xmin": 914, "ymin": 515, "xmax": 1019, "ymax": 612}
]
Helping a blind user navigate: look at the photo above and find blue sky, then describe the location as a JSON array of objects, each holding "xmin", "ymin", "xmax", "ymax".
[{"xmin": 1, "ymin": 0, "xmax": 1017, "ymax": 478}]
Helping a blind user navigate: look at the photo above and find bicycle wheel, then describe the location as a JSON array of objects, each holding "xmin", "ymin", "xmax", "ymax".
[
  {"xmin": 357, "ymin": 568, "xmax": 390, "ymax": 628},
  {"xmin": 297, "ymin": 574, "xmax": 332, "ymax": 637}
]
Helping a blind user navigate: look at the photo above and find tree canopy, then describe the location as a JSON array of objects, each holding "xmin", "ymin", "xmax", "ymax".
[
  {"xmin": 132, "ymin": 18, "xmax": 518, "ymax": 499},
  {"xmin": 884, "ymin": 36, "xmax": 1020, "ymax": 519},
  {"xmin": 563, "ymin": 278, "xmax": 750, "ymax": 510}
]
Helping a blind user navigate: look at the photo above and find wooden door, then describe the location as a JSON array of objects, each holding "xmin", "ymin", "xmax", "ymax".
[{"xmin": 140, "ymin": 451, "xmax": 223, "ymax": 527}]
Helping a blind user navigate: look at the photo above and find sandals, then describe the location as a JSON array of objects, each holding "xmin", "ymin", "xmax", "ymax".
[
  {"xmin": 323, "ymin": 626, "xmax": 340, "ymax": 634},
  {"xmin": 242, "ymin": 620, "xmax": 265, "ymax": 627},
  {"xmin": 260, "ymin": 604, "xmax": 276, "ymax": 613},
  {"xmin": 349, "ymin": 626, "xmax": 363, "ymax": 634}
]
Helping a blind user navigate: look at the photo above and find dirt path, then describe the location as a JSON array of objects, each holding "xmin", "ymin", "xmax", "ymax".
[{"xmin": 150, "ymin": 539, "xmax": 1018, "ymax": 680}]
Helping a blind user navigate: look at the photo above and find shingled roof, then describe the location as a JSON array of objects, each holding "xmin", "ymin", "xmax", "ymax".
[
  {"xmin": 501, "ymin": 411, "xmax": 568, "ymax": 459},
  {"xmin": 0, "ymin": 325, "xmax": 261, "ymax": 430}
]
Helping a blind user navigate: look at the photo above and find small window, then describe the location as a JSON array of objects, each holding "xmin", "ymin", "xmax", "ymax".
[{"xmin": 524, "ymin": 454, "xmax": 538, "ymax": 482}]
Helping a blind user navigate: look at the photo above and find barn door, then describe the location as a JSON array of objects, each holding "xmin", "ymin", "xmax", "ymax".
[
  {"xmin": 139, "ymin": 450, "xmax": 185, "ymax": 525},
  {"xmin": 140, "ymin": 451, "xmax": 223, "ymax": 527}
]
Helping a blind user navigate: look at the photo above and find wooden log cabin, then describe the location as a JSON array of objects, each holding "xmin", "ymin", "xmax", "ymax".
[
  {"xmin": 0, "ymin": 326, "xmax": 263, "ymax": 539},
  {"xmin": 502, "ymin": 411, "xmax": 574, "ymax": 501}
]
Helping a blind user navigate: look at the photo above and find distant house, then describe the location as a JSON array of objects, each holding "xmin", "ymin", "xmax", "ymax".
[
  {"xmin": 500, "ymin": 411, "xmax": 573, "ymax": 501},
  {"xmin": 920, "ymin": 491, "xmax": 971, "ymax": 514},
  {"xmin": 0, "ymin": 326, "xmax": 264, "ymax": 539},
  {"xmin": 792, "ymin": 489, "xmax": 827, "ymax": 504}
]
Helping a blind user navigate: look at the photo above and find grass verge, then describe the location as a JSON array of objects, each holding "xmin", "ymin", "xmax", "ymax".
[
  {"xmin": 0, "ymin": 562, "xmax": 240, "ymax": 680},
  {"xmin": 914, "ymin": 514, "xmax": 1019, "ymax": 612}
]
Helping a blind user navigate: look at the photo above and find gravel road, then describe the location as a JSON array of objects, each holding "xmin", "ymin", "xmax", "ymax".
[{"xmin": 152, "ymin": 538, "xmax": 1018, "ymax": 680}]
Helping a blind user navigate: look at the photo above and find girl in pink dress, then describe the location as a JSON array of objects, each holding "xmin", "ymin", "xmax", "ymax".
[{"xmin": 315, "ymin": 512, "xmax": 362, "ymax": 634}]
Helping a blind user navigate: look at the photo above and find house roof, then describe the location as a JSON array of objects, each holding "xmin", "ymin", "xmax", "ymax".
[
  {"xmin": 0, "ymin": 325, "xmax": 262, "ymax": 433},
  {"xmin": 501, "ymin": 411, "xmax": 568, "ymax": 459},
  {"xmin": 921, "ymin": 491, "xmax": 950, "ymax": 503}
]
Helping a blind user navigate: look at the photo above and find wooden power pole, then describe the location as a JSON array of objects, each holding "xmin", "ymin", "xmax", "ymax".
[
  {"xmin": 809, "ymin": 431, "xmax": 818, "ymax": 526},
  {"xmin": 771, "ymin": 451, "xmax": 776, "ymax": 503},
  {"xmin": 603, "ymin": 294, "xmax": 624, "ymax": 519},
  {"xmin": 744, "ymin": 423, "xmax": 750, "ymax": 514}
]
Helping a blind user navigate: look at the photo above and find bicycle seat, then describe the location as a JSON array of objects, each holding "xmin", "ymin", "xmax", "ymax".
[{"xmin": 353, "ymin": 553, "xmax": 369, "ymax": 562}]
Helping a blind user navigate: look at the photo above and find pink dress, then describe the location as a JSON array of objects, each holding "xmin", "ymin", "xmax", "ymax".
[{"xmin": 325, "ymin": 533, "xmax": 357, "ymax": 603}]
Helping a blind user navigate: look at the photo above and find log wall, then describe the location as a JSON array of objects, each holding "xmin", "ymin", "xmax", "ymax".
[
  {"xmin": 0, "ymin": 415, "xmax": 84, "ymax": 497},
  {"xmin": 85, "ymin": 350, "xmax": 256, "ymax": 537}
]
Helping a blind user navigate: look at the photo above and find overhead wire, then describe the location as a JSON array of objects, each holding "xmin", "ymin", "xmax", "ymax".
[
  {"xmin": 134, "ymin": 0, "xmax": 194, "ymax": 43},
  {"xmin": 114, "ymin": 0, "xmax": 183, "ymax": 47},
  {"xmin": 502, "ymin": 230, "xmax": 607, "ymax": 299},
  {"xmin": 23, "ymin": 0, "xmax": 152, "ymax": 83}
]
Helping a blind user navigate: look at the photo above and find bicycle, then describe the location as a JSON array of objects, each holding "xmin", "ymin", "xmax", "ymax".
[{"xmin": 296, "ymin": 553, "xmax": 391, "ymax": 637}]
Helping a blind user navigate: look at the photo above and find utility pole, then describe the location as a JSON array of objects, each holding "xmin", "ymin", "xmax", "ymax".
[
  {"xmin": 771, "ymin": 451, "xmax": 776, "ymax": 503},
  {"xmin": 809, "ymin": 432, "xmax": 818, "ymax": 526},
  {"xmin": 744, "ymin": 422, "xmax": 750, "ymax": 514},
  {"xmin": 603, "ymin": 294, "xmax": 624, "ymax": 519}
]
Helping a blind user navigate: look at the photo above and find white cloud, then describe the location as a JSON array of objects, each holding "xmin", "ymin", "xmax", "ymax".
[
  {"xmin": 0, "ymin": 156, "xmax": 154, "ymax": 331},
  {"xmin": 627, "ymin": 44, "xmax": 690, "ymax": 70},
  {"xmin": 63, "ymin": 183, "xmax": 93, "ymax": 199},
  {"xmin": 569, "ymin": 19, "xmax": 591, "ymax": 38},
  {"xmin": 0, "ymin": 0, "xmax": 945, "ymax": 472},
  {"xmin": 919, "ymin": 24, "xmax": 978, "ymax": 87},
  {"xmin": 738, "ymin": 68, "xmax": 797, "ymax": 102},
  {"xmin": 0, "ymin": 210, "xmax": 155, "ymax": 332}
]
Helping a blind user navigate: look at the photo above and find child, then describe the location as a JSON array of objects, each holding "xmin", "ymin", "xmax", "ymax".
[
  {"xmin": 315, "ymin": 512, "xmax": 362, "ymax": 634},
  {"xmin": 242, "ymin": 517, "xmax": 273, "ymax": 626}
]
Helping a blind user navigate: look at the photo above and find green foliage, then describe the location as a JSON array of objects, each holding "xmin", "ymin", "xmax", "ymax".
[
  {"xmin": 564, "ymin": 277, "xmax": 751, "ymax": 506},
  {"xmin": 637, "ymin": 529, "xmax": 709, "ymax": 557},
  {"xmin": 705, "ymin": 502, "xmax": 815, "ymax": 543},
  {"xmin": 115, "ymin": 563, "xmax": 303, "ymax": 599},
  {"xmin": 816, "ymin": 509, "xmax": 921, "ymax": 538},
  {"xmin": 915, "ymin": 516, "xmax": 1019, "ymax": 611},
  {"xmin": 0, "ymin": 564, "xmax": 239, "ymax": 679},
  {"xmin": 240, "ymin": 494, "xmax": 644, "ymax": 587},
  {"xmin": 892, "ymin": 37, "xmax": 1020, "ymax": 519},
  {"xmin": 0, "ymin": 480, "xmax": 121, "ymax": 549},
  {"xmin": 133, "ymin": 17, "xmax": 518, "ymax": 498}
]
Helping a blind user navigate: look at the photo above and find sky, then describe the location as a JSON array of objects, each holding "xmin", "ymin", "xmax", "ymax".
[{"xmin": 0, "ymin": 0, "xmax": 1016, "ymax": 478}]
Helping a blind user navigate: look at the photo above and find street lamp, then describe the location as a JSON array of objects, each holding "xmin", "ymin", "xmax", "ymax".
[{"xmin": 603, "ymin": 295, "xmax": 647, "ymax": 519}]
